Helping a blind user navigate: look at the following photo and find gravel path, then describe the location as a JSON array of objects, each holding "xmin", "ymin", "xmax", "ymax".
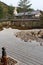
[{"xmin": 0, "ymin": 28, "xmax": 43, "ymax": 65}]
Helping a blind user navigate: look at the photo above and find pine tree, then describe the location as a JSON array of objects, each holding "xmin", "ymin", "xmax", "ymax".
[{"xmin": 18, "ymin": 0, "xmax": 32, "ymax": 12}]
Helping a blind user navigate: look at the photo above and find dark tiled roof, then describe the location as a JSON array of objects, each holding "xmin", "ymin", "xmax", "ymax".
[{"xmin": 15, "ymin": 10, "xmax": 40, "ymax": 16}]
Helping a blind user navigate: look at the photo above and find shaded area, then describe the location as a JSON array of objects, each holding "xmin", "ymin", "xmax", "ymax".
[{"xmin": 0, "ymin": 57, "xmax": 17, "ymax": 65}]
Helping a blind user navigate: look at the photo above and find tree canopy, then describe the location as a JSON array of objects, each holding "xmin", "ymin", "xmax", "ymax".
[
  {"xmin": 8, "ymin": 6, "xmax": 14, "ymax": 19},
  {"xmin": 40, "ymin": 11, "xmax": 43, "ymax": 21},
  {"xmin": 18, "ymin": 0, "xmax": 33, "ymax": 12},
  {"xmin": 0, "ymin": 5, "xmax": 3, "ymax": 19},
  {"xmin": 0, "ymin": 1, "xmax": 14, "ymax": 19}
]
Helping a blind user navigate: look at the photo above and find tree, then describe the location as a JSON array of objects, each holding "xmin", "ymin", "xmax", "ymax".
[
  {"xmin": 40, "ymin": 11, "xmax": 43, "ymax": 20},
  {"xmin": 8, "ymin": 6, "xmax": 14, "ymax": 19},
  {"xmin": 0, "ymin": 1, "xmax": 8, "ymax": 19},
  {"xmin": 18, "ymin": 0, "xmax": 32, "ymax": 12},
  {"xmin": 0, "ymin": 6, "xmax": 3, "ymax": 19}
]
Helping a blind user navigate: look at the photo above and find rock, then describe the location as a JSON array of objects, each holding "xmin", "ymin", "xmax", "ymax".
[
  {"xmin": 0, "ymin": 57, "xmax": 18, "ymax": 65},
  {"xmin": 24, "ymin": 38, "xmax": 28, "ymax": 42},
  {"xmin": 15, "ymin": 30, "xmax": 43, "ymax": 42},
  {"xmin": 40, "ymin": 43, "xmax": 43, "ymax": 46}
]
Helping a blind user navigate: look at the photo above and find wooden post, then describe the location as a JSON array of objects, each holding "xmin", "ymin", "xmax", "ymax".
[{"xmin": 1, "ymin": 47, "xmax": 8, "ymax": 65}]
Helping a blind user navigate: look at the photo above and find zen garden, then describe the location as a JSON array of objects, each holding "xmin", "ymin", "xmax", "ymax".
[{"xmin": 0, "ymin": 0, "xmax": 43, "ymax": 65}]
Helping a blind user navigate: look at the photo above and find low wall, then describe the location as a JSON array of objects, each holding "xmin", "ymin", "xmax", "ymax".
[
  {"xmin": 0, "ymin": 19, "xmax": 43, "ymax": 29},
  {"xmin": 11, "ymin": 20, "xmax": 43, "ymax": 28}
]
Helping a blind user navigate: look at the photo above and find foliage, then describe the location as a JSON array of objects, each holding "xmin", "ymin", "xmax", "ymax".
[
  {"xmin": 17, "ymin": 7, "xmax": 23, "ymax": 13},
  {"xmin": 40, "ymin": 11, "xmax": 43, "ymax": 21},
  {"xmin": 0, "ymin": 1, "xmax": 14, "ymax": 19},
  {"xmin": 0, "ymin": 5, "xmax": 3, "ymax": 19},
  {"xmin": 18, "ymin": 0, "xmax": 32, "ymax": 12},
  {"xmin": 8, "ymin": 6, "xmax": 14, "ymax": 16},
  {"xmin": 0, "ymin": 1, "xmax": 8, "ymax": 18}
]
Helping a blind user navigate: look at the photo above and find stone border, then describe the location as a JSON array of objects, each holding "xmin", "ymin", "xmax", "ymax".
[{"xmin": 8, "ymin": 55, "xmax": 20, "ymax": 65}]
